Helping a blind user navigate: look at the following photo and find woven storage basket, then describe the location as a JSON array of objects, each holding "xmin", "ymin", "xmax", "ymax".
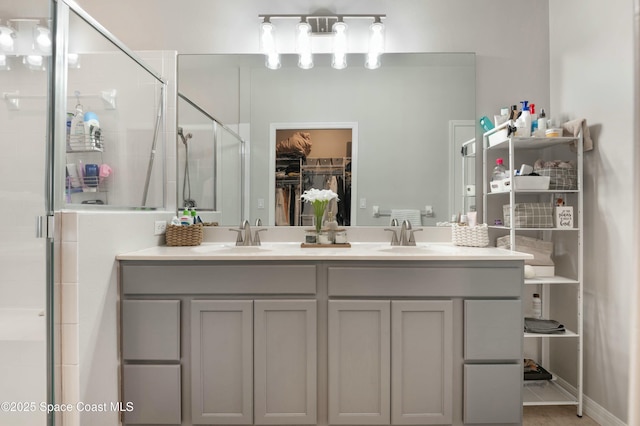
[
  {"xmin": 536, "ymin": 167, "xmax": 577, "ymax": 190},
  {"xmin": 451, "ymin": 223, "xmax": 489, "ymax": 247},
  {"xmin": 503, "ymin": 203, "xmax": 554, "ymax": 228},
  {"xmin": 165, "ymin": 223, "xmax": 203, "ymax": 246}
]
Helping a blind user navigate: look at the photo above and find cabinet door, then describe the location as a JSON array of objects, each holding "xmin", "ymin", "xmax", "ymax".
[
  {"xmin": 464, "ymin": 299, "xmax": 522, "ymax": 360},
  {"xmin": 464, "ymin": 364, "xmax": 522, "ymax": 424},
  {"xmin": 122, "ymin": 365, "xmax": 181, "ymax": 425},
  {"xmin": 391, "ymin": 300, "xmax": 453, "ymax": 425},
  {"xmin": 328, "ymin": 300, "xmax": 390, "ymax": 425},
  {"xmin": 191, "ymin": 300, "xmax": 253, "ymax": 425},
  {"xmin": 254, "ymin": 300, "xmax": 317, "ymax": 425}
]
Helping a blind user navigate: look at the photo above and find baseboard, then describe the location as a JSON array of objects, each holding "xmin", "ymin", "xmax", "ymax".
[{"xmin": 555, "ymin": 376, "xmax": 627, "ymax": 426}]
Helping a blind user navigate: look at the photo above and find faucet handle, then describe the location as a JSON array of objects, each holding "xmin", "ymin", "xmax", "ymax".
[
  {"xmin": 384, "ymin": 228, "xmax": 399, "ymax": 246},
  {"xmin": 407, "ymin": 228, "xmax": 423, "ymax": 246},
  {"xmin": 390, "ymin": 218, "xmax": 399, "ymax": 227},
  {"xmin": 253, "ymin": 229, "xmax": 267, "ymax": 246},
  {"xmin": 255, "ymin": 218, "xmax": 262, "ymax": 226},
  {"xmin": 229, "ymin": 229, "xmax": 244, "ymax": 246}
]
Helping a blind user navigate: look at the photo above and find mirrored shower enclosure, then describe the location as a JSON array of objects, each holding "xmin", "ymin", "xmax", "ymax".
[{"xmin": 178, "ymin": 92, "xmax": 244, "ymax": 225}]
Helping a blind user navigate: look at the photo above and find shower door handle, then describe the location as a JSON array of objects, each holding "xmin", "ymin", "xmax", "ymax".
[{"xmin": 35, "ymin": 215, "xmax": 55, "ymax": 239}]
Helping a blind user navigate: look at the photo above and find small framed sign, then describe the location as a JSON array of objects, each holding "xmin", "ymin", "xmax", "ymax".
[{"xmin": 555, "ymin": 206, "xmax": 574, "ymax": 228}]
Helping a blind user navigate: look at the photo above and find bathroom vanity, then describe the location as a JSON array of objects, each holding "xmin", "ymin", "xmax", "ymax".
[{"xmin": 117, "ymin": 243, "xmax": 529, "ymax": 426}]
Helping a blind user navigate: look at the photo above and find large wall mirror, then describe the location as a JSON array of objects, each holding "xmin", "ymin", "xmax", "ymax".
[{"xmin": 178, "ymin": 52, "xmax": 475, "ymax": 226}]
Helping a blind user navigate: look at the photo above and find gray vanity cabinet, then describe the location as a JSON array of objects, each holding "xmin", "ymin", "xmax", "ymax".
[
  {"xmin": 328, "ymin": 299, "xmax": 453, "ymax": 425},
  {"xmin": 191, "ymin": 299, "xmax": 317, "ymax": 425},
  {"xmin": 191, "ymin": 300, "xmax": 254, "ymax": 425}
]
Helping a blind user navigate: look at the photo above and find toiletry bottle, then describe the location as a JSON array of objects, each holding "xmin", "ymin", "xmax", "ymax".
[
  {"xmin": 491, "ymin": 158, "xmax": 507, "ymax": 182},
  {"xmin": 516, "ymin": 101, "xmax": 532, "ymax": 137},
  {"xmin": 190, "ymin": 208, "xmax": 197, "ymax": 225},
  {"xmin": 532, "ymin": 293, "xmax": 542, "ymax": 319},
  {"xmin": 326, "ymin": 211, "xmax": 338, "ymax": 242},
  {"xmin": 69, "ymin": 104, "xmax": 85, "ymax": 149},
  {"xmin": 530, "ymin": 103, "xmax": 538, "ymax": 135},
  {"xmin": 180, "ymin": 207, "xmax": 192, "ymax": 226},
  {"xmin": 494, "ymin": 107, "xmax": 510, "ymax": 127},
  {"xmin": 479, "ymin": 116, "xmax": 494, "ymax": 132},
  {"xmin": 537, "ymin": 108, "xmax": 547, "ymax": 135}
]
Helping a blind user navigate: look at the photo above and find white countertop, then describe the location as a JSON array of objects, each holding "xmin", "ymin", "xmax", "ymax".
[{"xmin": 117, "ymin": 242, "xmax": 532, "ymax": 262}]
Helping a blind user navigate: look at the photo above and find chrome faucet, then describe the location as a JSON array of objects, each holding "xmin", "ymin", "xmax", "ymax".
[
  {"xmin": 253, "ymin": 218, "xmax": 267, "ymax": 246},
  {"xmin": 230, "ymin": 219, "xmax": 266, "ymax": 246},
  {"xmin": 384, "ymin": 218, "xmax": 401, "ymax": 245},
  {"xmin": 230, "ymin": 220, "xmax": 252, "ymax": 246},
  {"xmin": 398, "ymin": 220, "xmax": 423, "ymax": 246}
]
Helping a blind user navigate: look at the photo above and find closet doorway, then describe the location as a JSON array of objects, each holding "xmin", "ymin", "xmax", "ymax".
[{"xmin": 269, "ymin": 123, "xmax": 357, "ymax": 227}]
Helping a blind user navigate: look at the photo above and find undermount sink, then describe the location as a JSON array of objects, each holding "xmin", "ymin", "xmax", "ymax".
[
  {"xmin": 377, "ymin": 244, "xmax": 459, "ymax": 254},
  {"xmin": 192, "ymin": 244, "xmax": 272, "ymax": 253}
]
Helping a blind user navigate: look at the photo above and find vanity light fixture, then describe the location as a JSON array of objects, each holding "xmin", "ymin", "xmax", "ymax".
[
  {"xmin": 23, "ymin": 54, "xmax": 44, "ymax": 71},
  {"xmin": 0, "ymin": 54, "xmax": 9, "ymax": 70},
  {"xmin": 258, "ymin": 14, "xmax": 386, "ymax": 70},
  {"xmin": 67, "ymin": 53, "xmax": 80, "ymax": 69},
  {"xmin": 296, "ymin": 18, "xmax": 313, "ymax": 69},
  {"xmin": 260, "ymin": 18, "xmax": 281, "ymax": 70},
  {"xmin": 331, "ymin": 20, "xmax": 348, "ymax": 70},
  {"xmin": 365, "ymin": 17, "xmax": 385, "ymax": 70}
]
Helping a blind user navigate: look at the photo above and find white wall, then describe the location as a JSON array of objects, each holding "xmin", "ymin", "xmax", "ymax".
[{"xmin": 550, "ymin": 1, "xmax": 635, "ymax": 424}]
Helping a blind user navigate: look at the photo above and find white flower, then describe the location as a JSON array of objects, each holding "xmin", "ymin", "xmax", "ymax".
[{"xmin": 300, "ymin": 188, "xmax": 339, "ymax": 203}]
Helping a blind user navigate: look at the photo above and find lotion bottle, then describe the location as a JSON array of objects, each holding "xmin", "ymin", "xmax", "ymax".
[{"xmin": 516, "ymin": 101, "xmax": 532, "ymax": 137}]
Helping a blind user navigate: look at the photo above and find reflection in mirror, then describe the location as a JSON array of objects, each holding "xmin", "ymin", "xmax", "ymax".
[
  {"xmin": 177, "ymin": 93, "xmax": 244, "ymax": 225},
  {"xmin": 178, "ymin": 52, "xmax": 475, "ymax": 226},
  {"xmin": 274, "ymin": 127, "xmax": 353, "ymax": 227}
]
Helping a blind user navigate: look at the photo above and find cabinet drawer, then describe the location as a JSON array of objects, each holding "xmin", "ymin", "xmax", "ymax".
[
  {"xmin": 328, "ymin": 265, "xmax": 522, "ymax": 297},
  {"xmin": 122, "ymin": 264, "xmax": 316, "ymax": 295},
  {"xmin": 122, "ymin": 300, "xmax": 180, "ymax": 361},
  {"xmin": 464, "ymin": 300, "xmax": 522, "ymax": 361},
  {"xmin": 123, "ymin": 364, "xmax": 181, "ymax": 425},
  {"xmin": 464, "ymin": 364, "xmax": 521, "ymax": 424}
]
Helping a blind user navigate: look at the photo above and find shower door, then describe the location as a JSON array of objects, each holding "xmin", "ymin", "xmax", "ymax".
[{"xmin": 0, "ymin": 0, "xmax": 56, "ymax": 425}]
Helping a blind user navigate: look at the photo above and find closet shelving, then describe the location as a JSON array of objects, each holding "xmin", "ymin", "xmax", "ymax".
[
  {"xmin": 275, "ymin": 157, "xmax": 351, "ymax": 226},
  {"xmin": 482, "ymin": 123, "xmax": 583, "ymax": 416}
]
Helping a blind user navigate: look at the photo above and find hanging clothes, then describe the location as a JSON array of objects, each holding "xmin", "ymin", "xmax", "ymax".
[{"xmin": 275, "ymin": 188, "xmax": 289, "ymax": 226}]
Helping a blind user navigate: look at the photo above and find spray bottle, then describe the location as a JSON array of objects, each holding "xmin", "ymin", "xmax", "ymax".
[{"xmin": 516, "ymin": 101, "xmax": 532, "ymax": 137}]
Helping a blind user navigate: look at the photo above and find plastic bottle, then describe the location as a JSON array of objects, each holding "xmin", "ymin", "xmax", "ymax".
[
  {"xmin": 69, "ymin": 104, "xmax": 85, "ymax": 150},
  {"xmin": 530, "ymin": 103, "xmax": 538, "ymax": 135},
  {"xmin": 190, "ymin": 208, "xmax": 198, "ymax": 225},
  {"xmin": 180, "ymin": 207, "xmax": 192, "ymax": 226},
  {"xmin": 479, "ymin": 116, "xmax": 494, "ymax": 132},
  {"xmin": 491, "ymin": 158, "xmax": 507, "ymax": 181},
  {"xmin": 532, "ymin": 293, "xmax": 542, "ymax": 319},
  {"xmin": 537, "ymin": 108, "xmax": 547, "ymax": 135},
  {"xmin": 516, "ymin": 101, "xmax": 532, "ymax": 137}
]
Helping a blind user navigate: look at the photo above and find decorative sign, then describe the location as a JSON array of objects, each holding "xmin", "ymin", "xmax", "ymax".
[{"xmin": 555, "ymin": 206, "xmax": 573, "ymax": 228}]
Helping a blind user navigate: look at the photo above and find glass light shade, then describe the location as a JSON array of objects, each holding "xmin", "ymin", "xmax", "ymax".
[
  {"xmin": 365, "ymin": 21, "xmax": 384, "ymax": 70},
  {"xmin": 0, "ymin": 54, "xmax": 9, "ymax": 70},
  {"xmin": 67, "ymin": 53, "xmax": 80, "ymax": 69},
  {"xmin": 23, "ymin": 54, "xmax": 44, "ymax": 70},
  {"xmin": 266, "ymin": 52, "xmax": 281, "ymax": 70},
  {"xmin": 296, "ymin": 22, "xmax": 313, "ymax": 69},
  {"xmin": 0, "ymin": 25, "xmax": 15, "ymax": 52},
  {"xmin": 332, "ymin": 21, "xmax": 348, "ymax": 70},
  {"xmin": 260, "ymin": 22, "xmax": 276, "ymax": 55},
  {"xmin": 35, "ymin": 26, "xmax": 51, "ymax": 53}
]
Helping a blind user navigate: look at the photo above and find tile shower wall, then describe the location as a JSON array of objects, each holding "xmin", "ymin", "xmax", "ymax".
[{"xmin": 59, "ymin": 50, "xmax": 177, "ymax": 426}]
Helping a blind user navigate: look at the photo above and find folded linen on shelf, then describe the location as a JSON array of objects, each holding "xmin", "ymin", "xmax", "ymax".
[
  {"xmin": 390, "ymin": 209, "xmax": 422, "ymax": 227},
  {"xmin": 524, "ymin": 317, "xmax": 566, "ymax": 334}
]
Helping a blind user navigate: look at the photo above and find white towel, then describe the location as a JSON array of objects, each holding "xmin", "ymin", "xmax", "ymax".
[{"xmin": 390, "ymin": 209, "xmax": 422, "ymax": 227}]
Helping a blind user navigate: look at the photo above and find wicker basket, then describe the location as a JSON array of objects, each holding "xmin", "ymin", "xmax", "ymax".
[
  {"xmin": 451, "ymin": 223, "xmax": 489, "ymax": 247},
  {"xmin": 165, "ymin": 223, "xmax": 203, "ymax": 246}
]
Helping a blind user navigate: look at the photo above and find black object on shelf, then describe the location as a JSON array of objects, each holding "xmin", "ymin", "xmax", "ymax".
[{"xmin": 524, "ymin": 358, "xmax": 553, "ymax": 381}]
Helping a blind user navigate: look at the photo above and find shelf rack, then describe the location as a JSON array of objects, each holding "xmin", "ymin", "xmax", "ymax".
[{"xmin": 482, "ymin": 122, "xmax": 583, "ymax": 415}]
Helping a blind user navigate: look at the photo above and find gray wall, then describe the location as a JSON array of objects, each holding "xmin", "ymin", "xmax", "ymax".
[{"xmin": 71, "ymin": 0, "xmax": 637, "ymax": 423}]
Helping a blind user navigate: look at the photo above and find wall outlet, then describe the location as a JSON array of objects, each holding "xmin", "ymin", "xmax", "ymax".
[
  {"xmin": 257, "ymin": 198, "xmax": 265, "ymax": 209},
  {"xmin": 154, "ymin": 220, "xmax": 167, "ymax": 235},
  {"xmin": 360, "ymin": 198, "xmax": 367, "ymax": 209}
]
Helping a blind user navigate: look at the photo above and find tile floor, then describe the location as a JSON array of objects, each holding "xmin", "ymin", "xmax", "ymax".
[{"xmin": 524, "ymin": 405, "xmax": 600, "ymax": 425}]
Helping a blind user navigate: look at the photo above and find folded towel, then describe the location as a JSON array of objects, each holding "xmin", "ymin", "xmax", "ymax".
[
  {"xmin": 390, "ymin": 209, "xmax": 422, "ymax": 227},
  {"xmin": 524, "ymin": 317, "xmax": 566, "ymax": 334},
  {"xmin": 562, "ymin": 118, "xmax": 593, "ymax": 152}
]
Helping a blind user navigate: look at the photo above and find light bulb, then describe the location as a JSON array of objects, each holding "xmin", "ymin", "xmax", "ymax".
[
  {"xmin": 332, "ymin": 21, "xmax": 348, "ymax": 70},
  {"xmin": 365, "ymin": 21, "xmax": 384, "ymax": 70},
  {"xmin": 35, "ymin": 26, "xmax": 52, "ymax": 53},
  {"xmin": 0, "ymin": 25, "xmax": 15, "ymax": 52},
  {"xmin": 296, "ymin": 21, "xmax": 313, "ymax": 69},
  {"xmin": 24, "ymin": 55, "xmax": 44, "ymax": 70}
]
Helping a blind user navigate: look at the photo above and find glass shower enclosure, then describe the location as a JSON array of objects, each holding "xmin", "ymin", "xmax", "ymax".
[{"xmin": 0, "ymin": 1, "xmax": 166, "ymax": 425}]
